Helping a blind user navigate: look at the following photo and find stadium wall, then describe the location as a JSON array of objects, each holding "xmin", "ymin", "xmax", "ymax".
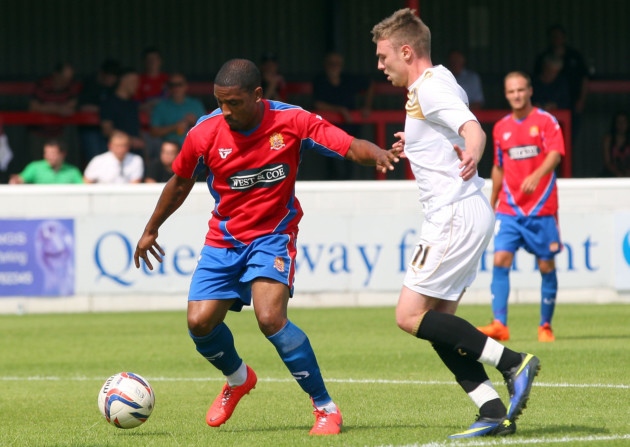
[{"xmin": 1, "ymin": 179, "xmax": 629, "ymax": 314}]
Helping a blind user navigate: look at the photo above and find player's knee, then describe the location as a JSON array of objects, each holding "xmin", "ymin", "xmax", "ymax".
[
  {"xmin": 256, "ymin": 312, "xmax": 287, "ymax": 337},
  {"xmin": 187, "ymin": 313, "xmax": 216, "ymax": 337},
  {"xmin": 395, "ymin": 310, "xmax": 415, "ymax": 334},
  {"xmin": 493, "ymin": 251, "xmax": 513, "ymax": 268}
]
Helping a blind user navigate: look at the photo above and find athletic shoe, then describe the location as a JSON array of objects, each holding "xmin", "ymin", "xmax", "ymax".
[
  {"xmin": 538, "ymin": 323, "xmax": 555, "ymax": 342},
  {"xmin": 504, "ymin": 353, "xmax": 541, "ymax": 422},
  {"xmin": 206, "ymin": 365, "xmax": 257, "ymax": 427},
  {"xmin": 309, "ymin": 405, "xmax": 343, "ymax": 435},
  {"xmin": 448, "ymin": 415, "xmax": 516, "ymax": 439},
  {"xmin": 477, "ymin": 319, "xmax": 510, "ymax": 341}
]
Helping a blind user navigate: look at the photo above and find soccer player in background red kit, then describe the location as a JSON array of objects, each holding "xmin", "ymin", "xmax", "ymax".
[
  {"xmin": 478, "ymin": 71, "xmax": 565, "ymax": 342},
  {"xmin": 133, "ymin": 58, "xmax": 399, "ymax": 435}
]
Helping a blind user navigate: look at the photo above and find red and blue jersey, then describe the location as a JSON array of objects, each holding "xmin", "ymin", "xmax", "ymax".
[
  {"xmin": 173, "ymin": 99, "xmax": 354, "ymax": 248},
  {"xmin": 492, "ymin": 107, "xmax": 565, "ymax": 216}
]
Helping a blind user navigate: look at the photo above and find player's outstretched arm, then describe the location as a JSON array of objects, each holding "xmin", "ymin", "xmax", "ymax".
[
  {"xmin": 345, "ymin": 138, "xmax": 399, "ymax": 173},
  {"xmin": 134, "ymin": 174, "xmax": 197, "ymax": 270}
]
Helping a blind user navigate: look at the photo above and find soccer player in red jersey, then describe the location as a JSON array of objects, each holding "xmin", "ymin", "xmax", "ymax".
[
  {"xmin": 478, "ymin": 71, "xmax": 565, "ymax": 342},
  {"xmin": 134, "ymin": 58, "xmax": 399, "ymax": 435}
]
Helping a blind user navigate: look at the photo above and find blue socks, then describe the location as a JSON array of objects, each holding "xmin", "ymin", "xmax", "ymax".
[
  {"xmin": 190, "ymin": 320, "xmax": 331, "ymax": 407},
  {"xmin": 267, "ymin": 321, "xmax": 331, "ymax": 407},
  {"xmin": 490, "ymin": 266, "xmax": 510, "ymax": 325},
  {"xmin": 190, "ymin": 322, "xmax": 243, "ymax": 376},
  {"xmin": 492, "ymin": 265, "xmax": 557, "ymax": 326},
  {"xmin": 540, "ymin": 270, "xmax": 557, "ymax": 325}
]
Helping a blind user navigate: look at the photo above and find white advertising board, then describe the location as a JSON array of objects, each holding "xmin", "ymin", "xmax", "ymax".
[{"xmin": 0, "ymin": 179, "xmax": 629, "ymax": 313}]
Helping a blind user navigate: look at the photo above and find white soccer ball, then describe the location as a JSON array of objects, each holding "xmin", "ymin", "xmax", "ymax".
[{"xmin": 97, "ymin": 372, "xmax": 155, "ymax": 429}]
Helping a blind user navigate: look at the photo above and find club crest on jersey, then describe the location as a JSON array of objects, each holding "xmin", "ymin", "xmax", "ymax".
[
  {"xmin": 274, "ymin": 256, "xmax": 285, "ymax": 272},
  {"xmin": 529, "ymin": 126, "xmax": 539, "ymax": 137},
  {"xmin": 219, "ymin": 148, "xmax": 233, "ymax": 159},
  {"xmin": 269, "ymin": 133, "xmax": 285, "ymax": 151},
  {"xmin": 503, "ymin": 132, "xmax": 512, "ymax": 141}
]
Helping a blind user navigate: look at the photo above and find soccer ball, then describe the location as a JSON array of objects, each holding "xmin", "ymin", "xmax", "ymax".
[{"xmin": 97, "ymin": 372, "xmax": 155, "ymax": 429}]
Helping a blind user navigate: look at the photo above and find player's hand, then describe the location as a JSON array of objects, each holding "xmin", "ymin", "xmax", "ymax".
[
  {"xmin": 454, "ymin": 144, "xmax": 478, "ymax": 181},
  {"xmin": 521, "ymin": 174, "xmax": 539, "ymax": 194},
  {"xmin": 375, "ymin": 149, "xmax": 400, "ymax": 173},
  {"xmin": 392, "ymin": 131, "xmax": 407, "ymax": 158},
  {"xmin": 134, "ymin": 234, "xmax": 165, "ymax": 270}
]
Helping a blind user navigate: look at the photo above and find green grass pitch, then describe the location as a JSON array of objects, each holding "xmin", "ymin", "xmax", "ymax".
[{"xmin": 1, "ymin": 303, "xmax": 629, "ymax": 446}]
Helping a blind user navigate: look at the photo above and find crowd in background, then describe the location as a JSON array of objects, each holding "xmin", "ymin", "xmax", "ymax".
[{"xmin": 1, "ymin": 24, "xmax": 629, "ymax": 184}]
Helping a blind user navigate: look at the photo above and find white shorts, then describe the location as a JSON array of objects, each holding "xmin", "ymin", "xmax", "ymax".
[{"xmin": 403, "ymin": 191, "xmax": 494, "ymax": 301}]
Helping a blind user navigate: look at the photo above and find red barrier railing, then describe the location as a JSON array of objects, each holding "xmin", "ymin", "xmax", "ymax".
[
  {"xmin": 0, "ymin": 108, "xmax": 573, "ymax": 179},
  {"xmin": 2, "ymin": 79, "xmax": 628, "ymax": 96}
]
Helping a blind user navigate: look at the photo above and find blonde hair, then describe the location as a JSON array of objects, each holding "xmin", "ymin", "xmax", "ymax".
[
  {"xmin": 371, "ymin": 8, "xmax": 431, "ymax": 58},
  {"xmin": 504, "ymin": 71, "xmax": 532, "ymax": 87}
]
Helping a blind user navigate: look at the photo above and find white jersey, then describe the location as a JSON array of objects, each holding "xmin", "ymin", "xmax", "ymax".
[
  {"xmin": 84, "ymin": 151, "xmax": 144, "ymax": 184},
  {"xmin": 404, "ymin": 65, "xmax": 485, "ymax": 216}
]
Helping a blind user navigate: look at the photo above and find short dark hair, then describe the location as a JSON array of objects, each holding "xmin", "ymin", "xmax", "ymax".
[
  {"xmin": 44, "ymin": 138, "xmax": 66, "ymax": 153},
  {"xmin": 214, "ymin": 59, "xmax": 261, "ymax": 92},
  {"xmin": 547, "ymin": 24, "xmax": 566, "ymax": 36},
  {"xmin": 142, "ymin": 46, "xmax": 161, "ymax": 57},
  {"xmin": 100, "ymin": 58, "xmax": 121, "ymax": 76}
]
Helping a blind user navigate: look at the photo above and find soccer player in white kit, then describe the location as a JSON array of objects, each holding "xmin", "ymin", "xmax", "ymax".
[{"xmin": 371, "ymin": 8, "xmax": 540, "ymax": 439}]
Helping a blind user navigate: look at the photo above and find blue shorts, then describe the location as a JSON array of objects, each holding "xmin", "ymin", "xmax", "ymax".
[
  {"xmin": 493, "ymin": 214, "xmax": 562, "ymax": 260},
  {"xmin": 188, "ymin": 233, "xmax": 297, "ymax": 311}
]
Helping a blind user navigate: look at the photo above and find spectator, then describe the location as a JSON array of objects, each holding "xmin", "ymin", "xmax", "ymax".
[
  {"xmin": 135, "ymin": 46, "xmax": 169, "ymax": 113},
  {"xmin": 534, "ymin": 24, "xmax": 589, "ymax": 137},
  {"xmin": 99, "ymin": 68, "xmax": 146, "ymax": 159},
  {"xmin": 310, "ymin": 52, "xmax": 375, "ymax": 180},
  {"xmin": 446, "ymin": 49, "xmax": 485, "ymax": 109},
  {"xmin": 28, "ymin": 62, "xmax": 81, "ymax": 166},
  {"xmin": 531, "ymin": 54, "xmax": 571, "ymax": 112},
  {"xmin": 149, "ymin": 73, "xmax": 206, "ymax": 148},
  {"xmin": 259, "ymin": 52, "xmax": 287, "ymax": 101},
  {"xmin": 312, "ymin": 52, "xmax": 373, "ymax": 127},
  {"xmin": 600, "ymin": 111, "xmax": 630, "ymax": 177},
  {"xmin": 0, "ymin": 119, "xmax": 13, "ymax": 183},
  {"xmin": 9, "ymin": 139, "xmax": 83, "ymax": 184},
  {"xmin": 144, "ymin": 140, "xmax": 179, "ymax": 183},
  {"xmin": 78, "ymin": 58, "xmax": 121, "ymax": 165},
  {"xmin": 83, "ymin": 130, "xmax": 144, "ymax": 184}
]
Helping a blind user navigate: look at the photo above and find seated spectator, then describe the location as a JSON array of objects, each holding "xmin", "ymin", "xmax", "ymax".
[
  {"xmin": 446, "ymin": 49, "xmax": 485, "ymax": 109},
  {"xmin": 312, "ymin": 52, "xmax": 373, "ymax": 127},
  {"xmin": 83, "ymin": 130, "xmax": 144, "ymax": 183},
  {"xmin": 600, "ymin": 111, "xmax": 630, "ymax": 177},
  {"xmin": 9, "ymin": 139, "xmax": 83, "ymax": 184},
  {"xmin": 309, "ymin": 52, "xmax": 374, "ymax": 180},
  {"xmin": 149, "ymin": 73, "xmax": 206, "ymax": 148},
  {"xmin": 135, "ymin": 46, "xmax": 169, "ymax": 113},
  {"xmin": 259, "ymin": 52, "xmax": 287, "ymax": 101},
  {"xmin": 28, "ymin": 62, "xmax": 81, "ymax": 166},
  {"xmin": 144, "ymin": 140, "xmax": 179, "ymax": 183},
  {"xmin": 99, "ymin": 68, "xmax": 146, "ymax": 159},
  {"xmin": 532, "ymin": 54, "xmax": 571, "ymax": 112},
  {"xmin": 78, "ymin": 58, "xmax": 121, "ymax": 165},
  {"xmin": 0, "ymin": 118, "xmax": 13, "ymax": 183}
]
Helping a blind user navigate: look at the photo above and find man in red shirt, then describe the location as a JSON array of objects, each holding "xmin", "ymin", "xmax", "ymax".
[
  {"xmin": 134, "ymin": 58, "xmax": 398, "ymax": 435},
  {"xmin": 135, "ymin": 46, "xmax": 169, "ymax": 112},
  {"xmin": 478, "ymin": 71, "xmax": 565, "ymax": 343},
  {"xmin": 28, "ymin": 62, "xmax": 81, "ymax": 165}
]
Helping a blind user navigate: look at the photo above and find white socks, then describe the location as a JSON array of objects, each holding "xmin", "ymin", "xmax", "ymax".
[{"xmin": 226, "ymin": 362, "xmax": 248, "ymax": 386}]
